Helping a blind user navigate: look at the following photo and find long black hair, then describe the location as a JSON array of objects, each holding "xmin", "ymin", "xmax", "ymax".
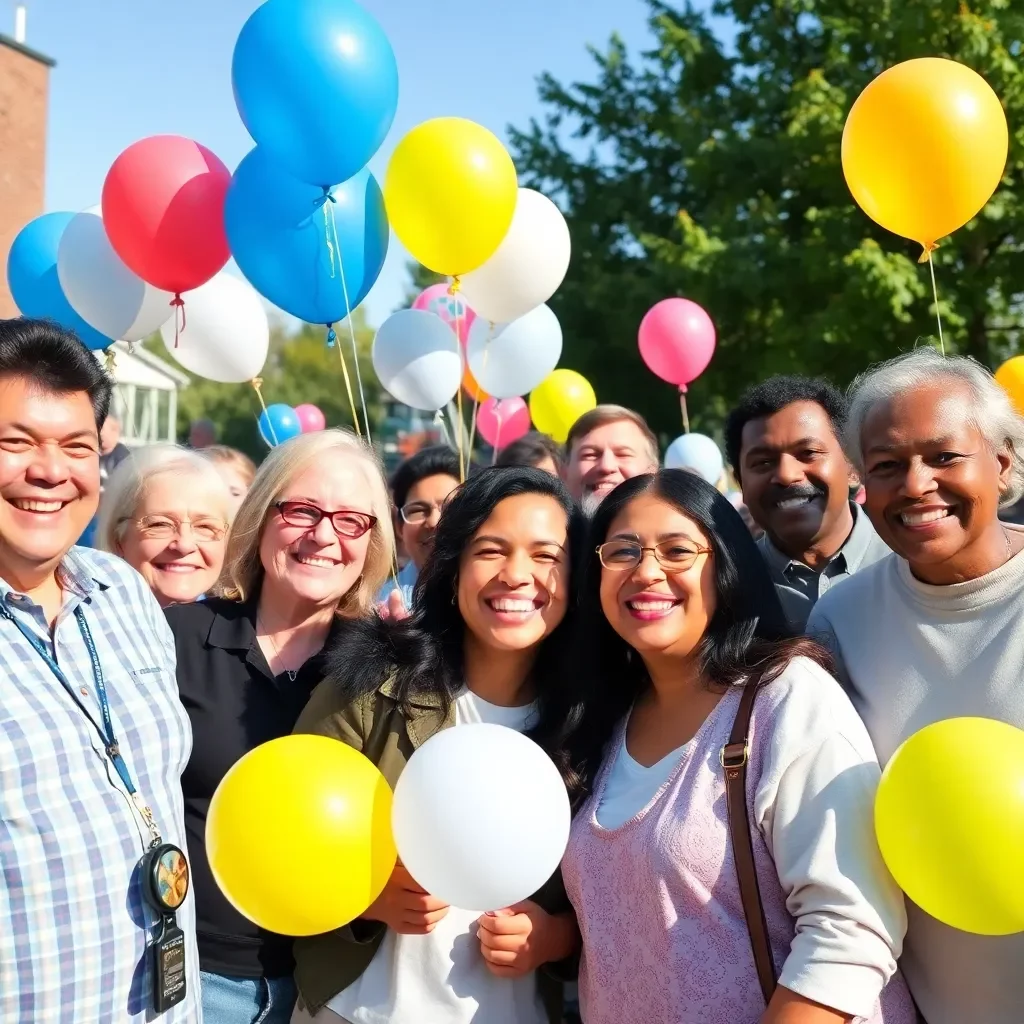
[
  {"xmin": 559, "ymin": 469, "xmax": 831, "ymax": 800},
  {"xmin": 325, "ymin": 466, "xmax": 586, "ymax": 785}
]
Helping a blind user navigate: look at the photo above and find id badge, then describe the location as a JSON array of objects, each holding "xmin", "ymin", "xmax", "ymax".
[{"xmin": 153, "ymin": 917, "xmax": 187, "ymax": 1012}]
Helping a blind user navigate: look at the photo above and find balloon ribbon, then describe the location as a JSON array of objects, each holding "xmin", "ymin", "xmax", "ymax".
[
  {"xmin": 169, "ymin": 295, "xmax": 186, "ymax": 347},
  {"xmin": 466, "ymin": 321, "xmax": 496, "ymax": 462},
  {"xmin": 924, "ymin": 250, "xmax": 946, "ymax": 357},
  {"xmin": 679, "ymin": 385, "xmax": 690, "ymax": 434},
  {"xmin": 251, "ymin": 376, "xmax": 280, "ymax": 447},
  {"xmin": 327, "ymin": 326, "xmax": 362, "ymax": 437},
  {"xmin": 449, "ymin": 278, "xmax": 467, "ymax": 481}
]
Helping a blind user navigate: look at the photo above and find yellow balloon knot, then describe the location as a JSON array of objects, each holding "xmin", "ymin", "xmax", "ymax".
[
  {"xmin": 104, "ymin": 350, "xmax": 116, "ymax": 373},
  {"xmin": 251, "ymin": 376, "xmax": 264, "ymax": 391},
  {"xmin": 448, "ymin": 277, "xmax": 462, "ymax": 295},
  {"xmin": 918, "ymin": 242, "xmax": 939, "ymax": 264}
]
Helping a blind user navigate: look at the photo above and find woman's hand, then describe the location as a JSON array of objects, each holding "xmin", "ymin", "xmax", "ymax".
[
  {"xmin": 377, "ymin": 590, "xmax": 410, "ymax": 621},
  {"xmin": 362, "ymin": 864, "xmax": 450, "ymax": 935},
  {"xmin": 760, "ymin": 986, "xmax": 852, "ymax": 1024},
  {"xmin": 477, "ymin": 901, "xmax": 579, "ymax": 978}
]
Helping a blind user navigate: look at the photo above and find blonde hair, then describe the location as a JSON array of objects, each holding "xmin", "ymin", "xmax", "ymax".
[
  {"xmin": 202, "ymin": 445, "xmax": 257, "ymax": 487},
  {"xmin": 96, "ymin": 444, "xmax": 232, "ymax": 553},
  {"xmin": 222, "ymin": 429, "xmax": 394, "ymax": 616}
]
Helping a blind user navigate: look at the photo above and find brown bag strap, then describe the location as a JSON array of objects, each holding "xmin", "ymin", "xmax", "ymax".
[{"xmin": 722, "ymin": 682, "xmax": 777, "ymax": 1006}]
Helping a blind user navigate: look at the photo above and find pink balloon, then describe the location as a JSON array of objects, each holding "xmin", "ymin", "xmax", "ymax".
[
  {"xmin": 477, "ymin": 397, "xmax": 531, "ymax": 449},
  {"xmin": 412, "ymin": 282, "xmax": 477, "ymax": 345},
  {"xmin": 638, "ymin": 298, "xmax": 716, "ymax": 386},
  {"xmin": 295, "ymin": 403, "xmax": 326, "ymax": 433}
]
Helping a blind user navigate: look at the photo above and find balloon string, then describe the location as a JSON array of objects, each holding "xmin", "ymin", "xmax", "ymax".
[
  {"xmin": 679, "ymin": 385, "xmax": 690, "ymax": 434},
  {"xmin": 328, "ymin": 326, "xmax": 362, "ymax": 437},
  {"xmin": 170, "ymin": 295, "xmax": 186, "ymax": 348},
  {"xmin": 435, "ymin": 408, "xmax": 453, "ymax": 447},
  {"xmin": 450, "ymin": 277, "xmax": 466, "ymax": 482},
  {"xmin": 252, "ymin": 377, "xmax": 279, "ymax": 447},
  {"xmin": 466, "ymin": 322, "xmax": 495, "ymax": 459},
  {"xmin": 328, "ymin": 202, "xmax": 373, "ymax": 441},
  {"xmin": 491, "ymin": 410, "xmax": 504, "ymax": 465},
  {"xmin": 927, "ymin": 251, "xmax": 946, "ymax": 357}
]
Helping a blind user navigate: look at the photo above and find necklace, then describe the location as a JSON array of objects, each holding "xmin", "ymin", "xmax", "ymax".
[{"xmin": 257, "ymin": 618, "xmax": 298, "ymax": 681}]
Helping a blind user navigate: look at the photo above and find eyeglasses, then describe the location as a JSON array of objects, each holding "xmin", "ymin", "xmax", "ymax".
[
  {"xmin": 274, "ymin": 500, "xmax": 376, "ymax": 539},
  {"xmin": 596, "ymin": 539, "xmax": 713, "ymax": 573},
  {"xmin": 399, "ymin": 500, "xmax": 448, "ymax": 525},
  {"xmin": 130, "ymin": 515, "xmax": 228, "ymax": 542}
]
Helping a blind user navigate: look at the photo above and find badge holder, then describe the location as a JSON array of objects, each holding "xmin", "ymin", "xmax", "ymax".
[{"xmin": 141, "ymin": 843, "xmax": 190, "ymax": 1013}]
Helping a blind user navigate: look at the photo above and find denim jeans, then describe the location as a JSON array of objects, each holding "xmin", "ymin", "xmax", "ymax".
[{"xmin": 200, "ymin": 970, "xmax": 297, "ymax": 1024}]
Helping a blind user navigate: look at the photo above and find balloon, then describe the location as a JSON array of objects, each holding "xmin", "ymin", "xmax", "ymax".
[
  {"xmin": 384, "ymin": 118, "xmax": 518, "ymax": 276},
  {"xmin": 392, "ymin": 724, "xmax": 570, "ymax": 911},
  {"xmin": 477, "ymin": 397, "xmax": 530, "ymax": 449},
  {"xmin": 412, "ymin": 282, "xmax": 476, "ymax": 345},
  {"xmin": 102, "ymin": 135, "xmax": 231, "ymax": 294},
  {"xmin": 995, "ymin": 356, "xmax": 1024, "ymax": 417},
  {"xmin": 467, "ymin": 304, "xmax": 562, "ymax": 399},
  {"xmin": 529, "ymin": 369, "xmax": 596, "ymax": 444},
  {"xmin": 460, "ymin": 189, "xmax": 571, "ymax": 323},
  {"xmin": 638, "ymin": 298, "xmax": 716, "ymax": 386},
  {"xmin": 232, "ymin": 0, "xmax": 398, "ymax": 188},
  {"xmin": 462, "ymin": 360, "xmax": 488, "ymax": 404},
  {"xmin": 875, "ymin": 717, "xmax": 1024, "ymax": 936},
  {"xmin": 226, "ymin": 148, "xmax": 389, "ymax": 325},
  {"xmin": 258, "ymin": 404, "xmax": 302, "ymax": 447},
  {"xmin": 664, "ymin": 433, "xmax": 724, "ymax": 485},
  {"xmin": 207, "ymin": 735, "xmax": 396, "ymax": 936},
  {"xmin": 295, "ymin": 403, "xmax": 327, "ymax": 433},
  {"xmin": 6, "ymin": 213, "xmax": 113, "ymax": 350},
  {"xmin": 161, "ymin": 272, "xmax": 269, "ymax": 384},
  {"xmin": 372, "ymin": 309, "xmax": 462, "ymax": 411},
  {"xmin": 57, "ymin": 206, "xmax": 174, "ymax": 342},
  {"xmin": 842, "ymin": 58, "xmax": 1008, "ymax": 249}
]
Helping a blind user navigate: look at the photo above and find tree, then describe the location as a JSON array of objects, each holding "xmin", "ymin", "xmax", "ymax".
[
  {"xmin": 403, "ymin": 261, "xmax": 445, "ymax": 307},
  {"xmin": 510, "ymin": 0, "xmax": 1024, "ymax": 438},
  {"xmin": 158, "ymin": 308, "xmax": 381, "ymax": 461}
]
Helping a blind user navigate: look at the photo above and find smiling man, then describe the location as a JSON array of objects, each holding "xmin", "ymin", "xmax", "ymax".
[
  {"xmin": 725, "ymin": 375, "xmax": 889, "ymax": 629},
  {"xmin": 564, "ymin": 406, "xmax": 659, "ymax": 516},
  {"xmin": 806, "ymin": 349, "xmax": 1024, "ymax": 1024},
  {"xmin": 0, "ymin": 319, "xmax": 200, "ymax": 1023}
]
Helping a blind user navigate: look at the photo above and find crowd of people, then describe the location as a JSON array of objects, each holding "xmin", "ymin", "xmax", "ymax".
[{"xmin": 0, "ymin": 315, "xmax": 1021, "ymax": 1024}]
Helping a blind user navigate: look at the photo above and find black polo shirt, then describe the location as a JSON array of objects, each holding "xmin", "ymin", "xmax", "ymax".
[{"xmin": 165, "ymin": 596, "xmax": 341, "ymax": 978}]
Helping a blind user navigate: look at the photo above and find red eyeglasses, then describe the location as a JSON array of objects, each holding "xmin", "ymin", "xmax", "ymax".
[{"xmin": 274, "ymin": 501, "xmax": 377, "ymax": 539}]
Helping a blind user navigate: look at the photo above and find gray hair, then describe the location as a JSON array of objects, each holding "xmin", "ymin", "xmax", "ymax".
[
  {"xmin": 96, "ymin": 444, "xmax": 232, "ymax": 552},
  {"xmin": 845, "ymin": 349, "xmax": 1024, "ymax": 506}
]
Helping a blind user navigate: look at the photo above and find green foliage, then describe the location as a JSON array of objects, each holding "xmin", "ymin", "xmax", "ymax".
[
  {"xmin": 510, "ymin": 0, "xmax": 1024, "ymax": 439},
  {"xmin": 158, "ymin": 308, "xmax": 381, "ymax": 462},
  {"xmin": 402, "ymin": 262, "xmax": 446, "ymax": 307}
]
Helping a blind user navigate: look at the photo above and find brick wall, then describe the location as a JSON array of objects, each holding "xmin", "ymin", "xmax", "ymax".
[{"xmin": 0, "ymin": 35, "xmax": 53, "ymax": 318}]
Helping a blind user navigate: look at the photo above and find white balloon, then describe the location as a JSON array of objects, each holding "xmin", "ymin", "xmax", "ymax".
[
  {"xmin": 161, "ymin": 273, "xmax": 269, "ymax": 383},
  {"xmin": 392, "ymin": 723, "xmax": 570, "ymax": 912},
  {"xmin": 57, "ymin": 206, "xmax": 173, "ymax": 342},
  {"xmin": 459, "ymin": 189, "xmax": 571, "ymax": 324},
  {"xmin": 466, "ymin": 304, "xmax": 562, "ymax": 399},
  {"xmin": 664, "ymin": 432, "xmax": 724, "ymax": 485},
  {"xmin": 372, "ymin": 309, "xmax": 461, "ymax": 411}
]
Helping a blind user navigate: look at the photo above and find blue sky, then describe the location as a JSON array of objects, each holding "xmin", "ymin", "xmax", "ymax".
[{"xmin": 23, "ymin": 0, "xmax": 660, "ymax": 328}]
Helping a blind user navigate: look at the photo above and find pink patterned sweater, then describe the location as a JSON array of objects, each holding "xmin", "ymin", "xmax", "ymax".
[{"xmin": 562, "ymin": 657, "xmax": 917, "ymax": 1024}]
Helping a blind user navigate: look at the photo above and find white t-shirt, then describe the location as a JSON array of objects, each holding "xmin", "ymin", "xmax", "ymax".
[
  {"xmin": 328, "ymin": 690, "xmax": 547, "ymax": 1024},
  {"xmin": 595, "ymin": 728, "xmax": 688, "ymax": 830}
]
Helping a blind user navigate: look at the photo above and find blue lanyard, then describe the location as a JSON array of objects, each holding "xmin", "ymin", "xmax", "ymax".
[{"xmin": 0, "ymin": 600, "xmax": 162, "ymax": 845}]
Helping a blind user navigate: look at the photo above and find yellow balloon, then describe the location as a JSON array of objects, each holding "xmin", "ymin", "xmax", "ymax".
[
  {"xmin": 529, "ymin": 369, "xmax": 597, "ymax": 444},
  {"xmin": 206, "ymin": 735, "xmax": 396, "ymax": 936},
  {"xmin": 995, "ymin": 356, "xmax": 1024, "ymax": 417},
  {"xmin": 842, "ymin": 58, "xmax": 1007, "ymax": 248},
  {"xmin": 875, "ymin": 717, "xmax": 1024, "ymax": 936},
  {"xmin": 385, "ymin": 118, "xmax": 518, "ymax": 277}
]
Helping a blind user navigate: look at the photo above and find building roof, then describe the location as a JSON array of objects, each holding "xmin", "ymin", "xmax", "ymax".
[
  {"xmin": 96, "ymin": 342, "xmax": 191, "ymax": 392},
  {"xmin": 0, "ymin": 34, "xmax": 55, "ymax": 67}
]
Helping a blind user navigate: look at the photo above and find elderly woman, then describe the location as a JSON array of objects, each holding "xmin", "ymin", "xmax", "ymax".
[
  {"xmin": 807, "ymin": 349, "xmax": 1024, "ymax": 1024},
  {"xmin": 97, "ymin": 444, "xmax": 232, "ymax": 606},
  {"xmin": 164, "ymin": 430, "xmax": 394, "ymax": 1024}
]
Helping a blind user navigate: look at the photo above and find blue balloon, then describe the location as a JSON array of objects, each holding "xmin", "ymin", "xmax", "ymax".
[
  {"xmin": 6, "ymin": 213, "xmax": 113, "ymax": 351},
  {"xmin": 258, "ymin": 403, "xmax": 302, "ymax": 447},
  {"xmin": 232, "ymin": 0, "xmax": 399, "ymax": 188},
  {"xmin": 226, "ymin": 147, "xmax": 389, "ymax": 325}
]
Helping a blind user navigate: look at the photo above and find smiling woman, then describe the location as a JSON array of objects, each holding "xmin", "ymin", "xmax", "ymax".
[
  {"xmin": 162, "ymin": 429, "xmax": 395, "ymax": 1024},
  {"xmin": 289, "ymin": 466, "xmax": 585, "ymax": 1024}
]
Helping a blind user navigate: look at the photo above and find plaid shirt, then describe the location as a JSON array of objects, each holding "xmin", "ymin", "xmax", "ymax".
[{"xmin": 0, "ymin": 547, "xmax": 201, "ymax": 1022}]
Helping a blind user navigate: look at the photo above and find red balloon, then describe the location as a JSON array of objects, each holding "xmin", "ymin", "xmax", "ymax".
[{"xmin": 102, "ymin": 135, "xmax": 231, "ymax": 295}]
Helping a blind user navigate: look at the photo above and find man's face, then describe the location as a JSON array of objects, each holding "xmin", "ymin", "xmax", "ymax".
[
  {"xmin": 565, "ymin": 419, "xmax": 657, "ymax": 511},
  {"xmin": 0, "ymin": 378, "xmax": 101, "ymax": 583},
  {"xmin": 100, "ymin": 416, "xmax": 121, "ymax": 453},
  {"xmin": 861, "ymin": 381, "xmax": 1011, "ymax": 581},
  {"xmin": 738, "ymin": 400, "xmax": 854, "ymax": 557}
]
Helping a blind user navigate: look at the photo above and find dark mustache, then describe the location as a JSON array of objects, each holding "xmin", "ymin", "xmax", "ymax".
[{"xmin": 768, "ymin": 485, "xmax": 826, "ymax": 505}]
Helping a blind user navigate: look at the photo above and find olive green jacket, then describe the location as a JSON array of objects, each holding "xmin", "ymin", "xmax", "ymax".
[{"xmin": 291, "ymin": 675, "xmax": 571, "ymax": 1020}]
